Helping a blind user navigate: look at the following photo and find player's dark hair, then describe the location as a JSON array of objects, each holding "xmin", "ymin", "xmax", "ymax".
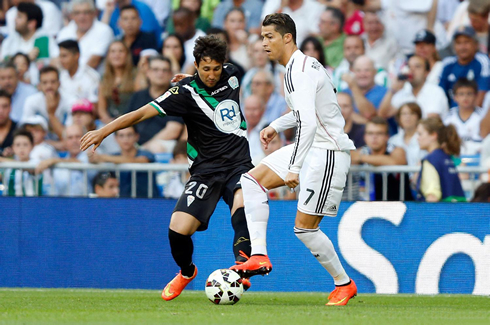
[
  {"xmin": 326, "ymin": 7, "xmax": 345, "ymax": 31},
  {"xmin": 419, "ymin": 117, "xmax": 461, "ymax": 156},
  {"xmin": 453, "ymin": 77, "xmax": 478, "ymax": 94},
  {"xmin": 0, "ymin": 89, "xmax": 12, "ymax": 103},
  {"xmin": 18, "ymin": 2, "xmax": 43, "ymax": 30},
  {"xmin": 13, "ymin": 128, "xmax": 34, "ymax": 145},
  {"xmin": 58, "ymin": 40, "xmax": 80, "ymax": 54},
  {"xmin": 367, "ymin": 116, "xmax": 389, "ymax": 135},
  {"xmin": 300, "ymin": 36, "xmax": 326, "ymax": 66},
  {"xmin": 120, "ymin": 4, "xmax": 139, "ymax": 16},
  {"xmin": 93, "ymin": 171, "xmax": 117, "ymax": 189},
  {"xmin": 39, "ymin": 66, "xmax": 59, "ymax": 80},
  {"xmin": 10, "ymin": 52, "xmax": 31, "ymax": 68},
  {"xmin": 262, "ymin": 13, "xmax": 297, "ymax": 45},
  {"xmin": 193, "ymin": 35, "xmax": 227, "ymax": 66}
]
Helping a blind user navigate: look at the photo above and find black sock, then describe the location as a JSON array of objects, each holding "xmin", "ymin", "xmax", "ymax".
[
  {"xmin": 168, "ymin": 229, "xmax": 195, "ymax": 277},
  {"xmin": 231, "ymin": 207, "xmax": 251, "ymax": 263}
]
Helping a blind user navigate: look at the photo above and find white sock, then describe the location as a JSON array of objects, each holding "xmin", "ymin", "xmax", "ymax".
[
  {"xmin": 241, "ymin": 173, "xmax": 269, "ymax": 256},
  {"xmin": 294, "ymin": 227, "xmax": 350, "ymax": 286}
]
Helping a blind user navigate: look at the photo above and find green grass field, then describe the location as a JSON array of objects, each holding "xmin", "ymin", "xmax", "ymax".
[{"xmin": 1, "ymin": 289, "xmax": 489, "ymax": 325}]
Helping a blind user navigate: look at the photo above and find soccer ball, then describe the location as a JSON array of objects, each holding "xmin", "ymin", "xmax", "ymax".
[{"xmin": 205, "ymin": 269, "xmax": 244, "ymax": 305}]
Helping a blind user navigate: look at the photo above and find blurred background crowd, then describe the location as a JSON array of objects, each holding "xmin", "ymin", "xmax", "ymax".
[{"xmin": 0, "ymin": 0, "xmax": 489, "ymax": 202}]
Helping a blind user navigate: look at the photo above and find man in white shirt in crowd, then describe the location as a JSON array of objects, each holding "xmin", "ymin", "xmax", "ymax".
[
  {"xmin": 57, "ymin": 0, "xmax": 114, "ymax": 70},
  {"xmin": 58, "ymin": 40, "xmax": 100, "ymax": 106},
  {"xmin": 250, "ymin": 69, "xmax": 287, "ymax": 124},
  {"xmin": 379, "ymin": 55, "xmax": 449, "ymax": 120},
  {"xmin": 0, "ymin": 63, "xmax": 37, "ymax": 123},
  {"xmin": 1, "ymin": 3, "xmax": 59, "ymax": 62},
  {"xmin": 22, "ymin": 66, "xmax": 77, "ymax": 141},
  {"xmin": 244, "ymin": 94, "xmax": 268, "ymax": 165},
  {"xmin": 6, "ymin": 0, "xmax": 62, "ymax": 37}
]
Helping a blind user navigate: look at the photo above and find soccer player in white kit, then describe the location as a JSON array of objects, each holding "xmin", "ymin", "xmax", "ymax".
[{"xmin": 231, "ymin": 13, "xmax": 358, "ymax": 306}]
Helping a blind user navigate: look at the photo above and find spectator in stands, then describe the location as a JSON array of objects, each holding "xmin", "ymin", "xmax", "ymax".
[
  {"xmin": 260, "ymin": 0, "xmax": 324, "ymax": 46},
  {"xmin": 333, "ymin": 35, "xmax": 388, "ymax": 92},
  {"xmin": 172, "ymin": 7, "xmax": 206, "ymax": 74},
  {"xmin": 1, "ymin": 3, "xmax": 59, "ymax": 63},
  {"xmin": 207, "ymin": 28, "xmax": 246, "ymax": 80},
  {"xmin": 338, "ymin": 92, "xmax": 365, "ymax": 148},
  {"xmin": 351, "ymin": 117, "xmax": 413, "ymax": 201},
  {"xmin": 0, "ymin": 63, "xmax": 37, "ymax": 123},
  {"xmin": 388, "ymin": 102, "xmax": 425, "ymax": 168},
  {"xmin": 10, "ymin": 53, "xmax": 32, "ymax": 85},
  {"xmin": 101, "ymin": 0, "xmax": 162, "ymax": 45},
  {"xmin": 22, "ymin": 66, "xmax": 77, "ymax": 140},
  {"xmin": 6, "ymin": 0, "xmax": 62, "ymax": 38},
  {"xmin": 213, "ymin": 0, "xmax": 263, "ymax": 34},
  {"xmin": 71, "ymin": 99, "xmax": 120, "ymax": 155},
  {"xmin": 250, "ymin": 69, "xmax": 287, "ymax": 125},
  {"xmin": 89, "ymin": 125, "xmax": 159, "ymax": 198},
  {"xmin": 300, "ymin": 36, "xmax": 327, "ymax": 68},
  {"xmin": 342, "ymin": 56, "xmax": 387, "ymax": 124},
  {"xmin": 362, "ymin": 10, "xmax": 400, "ymax": 70},
  {"xmin": 337, "ymin": 0, "xmax": 365, "ymax": 35},
  {"xmin": 166, "ymin": 0, "xmax": 211, "ymax": 34},
  {"xmin": 36, "ymin": 124, "xmax": 91, "ymax": 197},
  {"xmin": 162, "ymin": 34, "xmax": 187, "ymax": 74},
  {"xmin": 1, "ymin": 129, "xmax": 42, "ymax": 196},
  {"xmin": 380, "ymin": 55, "xmax": 449, "ymax": 121},
  {"xmin": 444, "ymin": 78, "xmax": 485, "ymax": 155},
  {"xmin": 93, "ymin": 171, "xmax": 120, "ymax": 198},
  {"xmin": 244, "ymin": 94, "xmax": 268, "ymax": 165},
  {"xmin": 413, "ymin": 29, "xmax": 443, "ymax": 85},
  {"xmin": 98, "ymin": 41, "xmax": 135, "ymax": 123},
  {"xmin": 467, "ymin": 0, "xmax": 489, "ymax": 55},
  {"xmin": 22, "ymin": 115, "xmax": 57, "ymax": 163},
  {"xmin": 223, "ymin": 8, "xmax": 251, "ymax": 70},
  {"xmin": 58, "ymin": 40, "xmax": 100, "ymax": 105},
  {"xmin": 318, "ymin": 7, "xmax": 346, "ymax": 69},
  {"xmin": 163, "ymin": 140, "xmax": 188, "ymax": 199},
  {"xmin": 118, "ymin": 5, "xmax": 158, "ymax": 66},
  {"xmin": 471, "ymin": 183, "xmax": 490, "ymax": 202},
  {"xmin": 416, "ymin": 117, "xmax": 465, "ymax": 202},
  {"xmin": 0, "ymin": 90, "xmax": 17, "ymax": 158},
  {"xmin": 57, "ymin": 0, "xmax": 114, "ymax": 70},
  {"xmin": 126, "ymin": 56, "xmax": 185, "ymax": 153},
  {"xmin": 439, "ymin": 26, "xmax": 490, "ymax": 108}
]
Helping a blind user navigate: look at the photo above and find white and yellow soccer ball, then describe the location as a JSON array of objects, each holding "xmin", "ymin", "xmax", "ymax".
[{"xmin": 205, "ymin": 269, "xmax": 244, "ymax": 305}]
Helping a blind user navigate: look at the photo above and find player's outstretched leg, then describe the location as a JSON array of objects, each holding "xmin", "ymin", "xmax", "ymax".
[
  {"xmin": 162, "ymin": 229, "xmax": 198, "ymax": 301},
  {"xmin": 294, "ymin": 226, "xmax": 357, "ymax": 306}
]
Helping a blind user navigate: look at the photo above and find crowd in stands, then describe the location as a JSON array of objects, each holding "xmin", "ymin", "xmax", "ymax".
[{"xmin": 0, "ymin": 0, "xmax": 489, "ymax": 203}]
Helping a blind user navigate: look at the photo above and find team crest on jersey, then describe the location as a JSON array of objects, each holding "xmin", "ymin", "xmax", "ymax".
[
  {"xmin": 228, "ymin": 76, "xmax": 239, "ymax": 89},
  {"xmin": 156, "ymin": 91, "xmax": 171, "ymax": 103},
  {"xmin": 169, "ymin": 86, "xmax": 179, "ymax": 94},
  {"xmin": 214, "ymin": 99, "xmax": 241, "ymax": 133}
]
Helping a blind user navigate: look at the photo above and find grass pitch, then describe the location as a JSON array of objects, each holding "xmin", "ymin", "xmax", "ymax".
[{"xmin": 1, "ymin": 289, "xmax": 489, "ymax": 325}]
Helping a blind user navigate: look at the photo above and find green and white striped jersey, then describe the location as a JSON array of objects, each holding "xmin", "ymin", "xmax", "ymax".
[{"xmin": 150, "ymin": 64, "xmax": 252, "ymax": 175}]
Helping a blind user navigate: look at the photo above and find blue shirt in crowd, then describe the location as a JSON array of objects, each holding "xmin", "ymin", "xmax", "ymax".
[
  {"xmin": 11, "ymin": 82, "xmax": 37, "ymax": 123},
  {"xmin": 117, "ymin": 149, "xmax": 160, "ymax": 198}
]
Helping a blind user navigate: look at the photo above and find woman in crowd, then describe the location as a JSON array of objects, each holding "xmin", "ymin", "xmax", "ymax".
[
  {"xmin": 223, "ymin": 7, "xmax": 251, "ymax": 70},
  {"xmin": 10, "ymin": 53, "xmax": 32, "ymax": 85},
  {"xmin": 300, "ymin": 36, "xmax": 327, "ymax": 68},
  {"xmin": 413, "ymin": 32, "xmax": 443, "ymax": 84},
  {"xmin": 162, "ymin": 34, "xmax": 187, "ymax": 75},
  {"xmin": 98, "ymin": 41, "xmax": 135, "ymax": 123},
  {"xmin": 416, "ymin": 117, "xmax": 465, "ymax": 202}
]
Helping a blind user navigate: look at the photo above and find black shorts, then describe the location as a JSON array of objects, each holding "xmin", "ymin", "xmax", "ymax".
[{"xmin": 173, "ymin": 164, "xmax": 253, "ymax": 231}]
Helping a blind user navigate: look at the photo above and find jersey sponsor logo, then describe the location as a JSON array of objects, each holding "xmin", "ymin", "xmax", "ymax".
[
  {"xmin": 448, "ymin": 74, "xmax": 456, "ymax": 82},
  {"xmin": 213, "ymin": 99, "xmax": 241, "ymax": 133},
  {"xmin": 169, "ymin": 86, "xmax": 179, "ymax": 94},
  {"xmin": 187, "ymin": 195, "xmax": 195, "ymax": 207},
  {"xmin": 211, "ymin": 85, "xmax": 228, "ymax": 95},
  {"xmin": 228, "ymin": 76, "xmax": 239, "ymax": 89},
  {"xmin": 156, "ymin": 91, "xmax": 171, "ymax": 103},
  {"xmin": 467, "ymin": 69, "xmax": 475, "ymax": 80}
]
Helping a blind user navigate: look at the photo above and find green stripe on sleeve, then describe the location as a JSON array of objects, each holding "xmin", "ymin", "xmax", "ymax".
[
  {"xmin": 150, "ymin": 102, "xmax": 166, "ymax": 117},
  {"xmin": 190, "ymin": 80, "xmax": 219, "ymax": 108},
  {"xmin": 187, "ymin": 143, "xmax": 198, "ymax": 160},
  {"xmin": 240, "ymin": 120, "xmax": 247, "ymax": 130}
]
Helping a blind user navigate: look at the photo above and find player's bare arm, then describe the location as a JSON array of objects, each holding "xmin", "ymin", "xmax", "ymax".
[{"xmin": 80, "ymin": 103, "xmax": 159, "ymax": 152}]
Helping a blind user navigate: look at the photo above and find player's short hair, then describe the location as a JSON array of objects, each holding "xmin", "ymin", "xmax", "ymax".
[
  {"xmin": 262, "ymin": 13, "xmax": 297, "ymax": 45},
  {"xmin": 326, "ymin": 7, "xmax": 345, "ymax": 32},
  {"xmin": 0, "ymin": 89, "xmax": 12, "ymax": 103},
  {"xmin": 93, "ymin": 171, "xmax": 117, "ymax": 189},
  {"xmin": 207, "ymin": 27, "xmax": 230, "ymax": 44},
  {"xmin": 58, "ymin": 40, "xmax": 80, "ymax": 54},
  {"xmin": 13, "ymin": 128, "xmax": 34, "ymax": 145},
  {"xmin": 453, "ymin": 77, "xmax": 478, "ymax": 94},
  {"xmin": 120, "ymin": 4, "xmax": 139, "ymax": 16},
  {"xmin": 193, "ymin": 35, "xmax": 227, "ymax": 66},
  {"xmin": 366, "ymin": 116, "xmax": 389, "ymax": 134},
  {"xmin": 39, "ymin": 66, "xmax": 59, "ymax": 80},
  {"xmin": 18, "ymin": 2, "xmax": 43, "ymax": 30}
]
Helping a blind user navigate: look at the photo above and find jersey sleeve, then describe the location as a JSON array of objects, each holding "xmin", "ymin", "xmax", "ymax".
[
  {"xmin": 287, "ymin": 70, "xmax": 318, "ymax": 174},
  {"xmin": 269, "ymin": 111, "xmax": 296, "ymax": 133},
  {"xmin": 149, "ymin": 85, "xmax": 188, "ymax": 117}
]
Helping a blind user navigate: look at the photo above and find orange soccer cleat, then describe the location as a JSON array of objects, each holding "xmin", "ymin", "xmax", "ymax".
[
  {"xmin": 161, "ymin": 267, "xmax": 198, "ymax": 301},
  {"xmin": 241, "ymin": 278, "xmax": 252, "ymax": 291},
  {"xmin": 326, "ymin": 279, "xmax": 357, "ymax": 306},
  {"xmin": 230, "ymin": 255, "xmax": 272, "ymax": 277}
]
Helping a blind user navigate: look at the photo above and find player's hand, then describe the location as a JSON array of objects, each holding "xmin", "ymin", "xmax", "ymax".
[
  {"xmin": 171, "ymin": 74, "xmax": 192, "ymax": 83},
  {"xmin": 260, "ymin": 126, "xmax": 277, "ymax": 149},
  {"xmin": 80, "ymin": 129, "xmax": 105, "ymax": 153},
  {"xmin": 285, "ymin": 172, "xmax": 299, "ymax": 189}
]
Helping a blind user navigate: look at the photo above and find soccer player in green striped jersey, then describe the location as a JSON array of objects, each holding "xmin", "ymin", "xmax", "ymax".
[{"xmin": 80, "ymin": 35, "xmax": 253, "ymax": 300}]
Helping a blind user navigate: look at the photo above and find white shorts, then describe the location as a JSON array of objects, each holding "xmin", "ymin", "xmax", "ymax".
[{"xmin": 261, "ymin": 144, "xmax": 350, "ymax": 217}]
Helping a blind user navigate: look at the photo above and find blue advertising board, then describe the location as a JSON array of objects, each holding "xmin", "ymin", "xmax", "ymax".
[{"xmin": 1, "ymin": 198, "xmax": 489, "ymax": 294}]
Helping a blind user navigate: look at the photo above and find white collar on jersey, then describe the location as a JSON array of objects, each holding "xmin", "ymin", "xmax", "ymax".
[{"xmin": 285, "ymin": 50, "xmax": 303, "ymax": 68}]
